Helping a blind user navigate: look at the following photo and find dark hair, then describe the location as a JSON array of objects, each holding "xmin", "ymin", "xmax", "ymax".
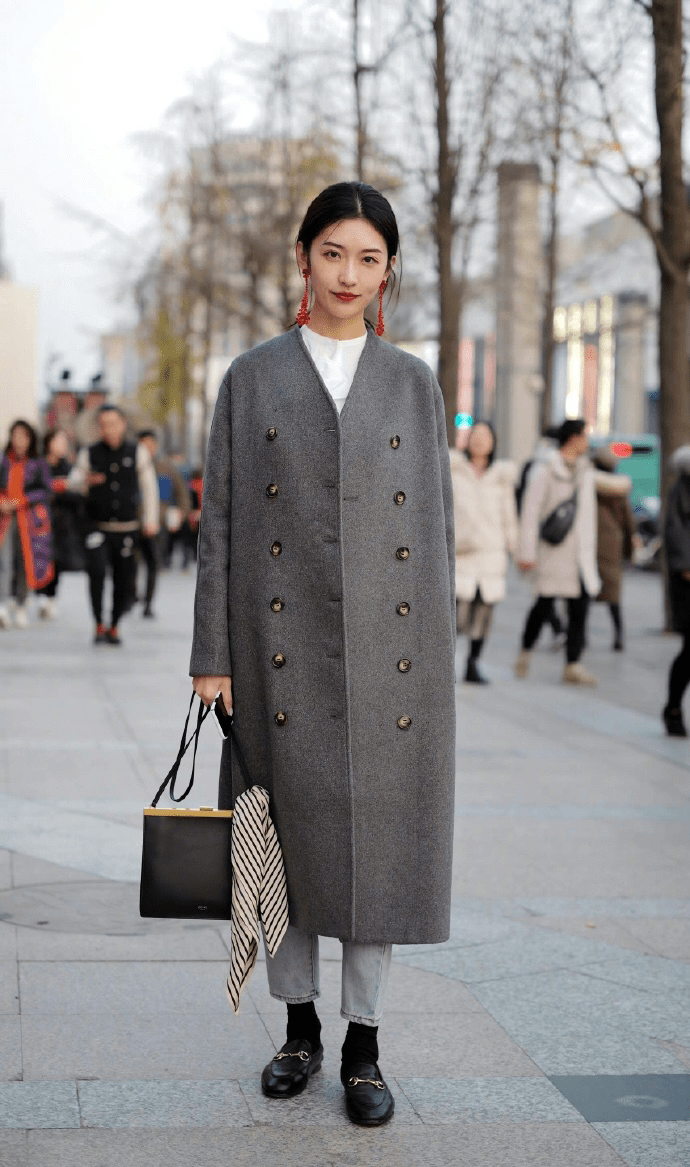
[
  {"xmin": 543, "ymin": 424, "xmax": 561, "ymax": 442},
  {"xmin": 558, "ymin": 418, "xmax": 586, "ymax": 448},
  {"xmin": 42, "ymin": 428, "xmax": 65, "ymax": 457},
  {"xmin": 5, "ymin": 419, "xmax": 38, "ymax": 458},
  {"xmin": 138, "ymin": 429, "xmax": 156, "ymax": 441},
  {"xmin": 297, "ymin": 182, "xmax": 400, "ymax": 296},
  {"xmin": 99, "ymin": 404, "xmax": 125, "ymax": 419},
  {"xmin": 464, "ymin": 420, "xmax": 497, "ymax": 466}
]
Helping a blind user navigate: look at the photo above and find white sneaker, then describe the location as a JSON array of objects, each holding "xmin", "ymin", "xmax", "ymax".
[
  {"xmin": 0, "ymin": 605, "xmax": 10, "ymax": 629},
  {"xmin": 38, "ymin": 596, "xmax": 56, "ymax": 621},
  {"xmin": 563, "ymin": 661, "xmax": 598, "ymax": 687},
  {"xmin": 514, "ymin": 649, "xmax": 531, "ymax": 679},
  {"xmin": 14, "ymin": 604, "xmax": 29, "ymax": 629}
]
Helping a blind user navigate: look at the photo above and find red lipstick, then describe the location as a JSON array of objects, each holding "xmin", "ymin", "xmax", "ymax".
[{"xmin": 334, "ymin": 293, "xmax": 357, "ymax": 302}]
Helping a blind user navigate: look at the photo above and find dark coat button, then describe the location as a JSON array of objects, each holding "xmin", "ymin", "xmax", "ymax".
[
  {"xmin": 397, "ymin": 715, "xmax": 412, "ymax": 730},
  {"xmin": 394, "ymin": 491, "xmax": 406, "ymax": 506},
  {"xmin": 398, "ymin": 659, "xmax": 412, "ymax": 673},
  {"xmin": 396, "ymin": 547, "xmax": 410, "ymax": 561},
  {"xmin": 275, "ymin": 710, "xmax": 288, "ymax": 726},
  {"xmin": 272, "ymin": 653, "xmax": 286, "ymax": 668},
  {"xmin": 110, "ymin": 482, "xmax": 119, "ymax": 491},
  {"xmin": 266, "ymin": 483, "xmax": 278, "ymax": 497},
  {"xmin": 266, "ymin": 427, "xmax": 278, "ymax": 441},
  {"xmin": 110, "ymin": 463, "xmax": 119, "ymax": 472},
  {"xmin": 270, "ymin": 542, "xmax": 282, "ymax": 557},
  {"xmin": 397, "ymin": 602, "xmax": 411, "ymax": 616},
  {"xmin": 390, "ymin": 436, "xmax": 400, "ymax": 449},
  {"xmin": 270, "ymin": 597, "xmax": 284, "ymax": 612}
]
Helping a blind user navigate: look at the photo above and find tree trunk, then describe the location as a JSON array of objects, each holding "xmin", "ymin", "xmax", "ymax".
[
  {"xmin": 650, "ymin": 0, "xmax": 690, "ymax": 625},
  {"xmin": 353, "ymin": 0, "xmax": 366, "ymax": 181},
  {"xmin": 540, "ymin": 151, "xmax": 559, "ymax": 434},
  {"xmin": 433, "ymin": 0, "xmax": 459, "ymax": 446}
]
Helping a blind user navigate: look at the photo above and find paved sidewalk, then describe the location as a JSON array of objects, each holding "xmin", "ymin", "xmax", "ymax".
[{"xmin": 0, "ymin": 567, "xmax": 688, "ymax": 1166}]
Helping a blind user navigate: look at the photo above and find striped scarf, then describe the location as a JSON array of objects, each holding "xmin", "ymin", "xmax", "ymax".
[{"xmin": 227, "ymin": 785, "xmax": 289, "ymax": 1014}]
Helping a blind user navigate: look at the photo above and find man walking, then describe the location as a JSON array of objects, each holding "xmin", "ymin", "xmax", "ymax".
[
  {"xmin": 514, "ymin": 419, "xmax": 600, "ymax": 686},
  {"xmin": 72, "ymin": 405, "xmax": 158, "ymax": 644},
  {"xmin": 136, "ymin": 431, "xmax": 190, "ymax": 616}
]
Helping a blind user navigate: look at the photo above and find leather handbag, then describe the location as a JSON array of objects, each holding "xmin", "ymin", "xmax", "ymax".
[
  {"xmin": 539, "ymin": 491, "xmax": 577, "ymax": 546},
  {"xmin": 139, "ymin": 693, "xmax": 250, "ymax": 921}
]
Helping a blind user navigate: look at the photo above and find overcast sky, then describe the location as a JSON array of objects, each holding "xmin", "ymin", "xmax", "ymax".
[{"xmin": 1, "ymin": 0, "xmax": 285, "ymax": 396}]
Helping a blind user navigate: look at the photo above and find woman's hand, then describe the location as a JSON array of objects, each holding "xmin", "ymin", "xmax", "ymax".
[{"xmin": 193, "ymin": 675, "xmax": 233, "ymax": 712}]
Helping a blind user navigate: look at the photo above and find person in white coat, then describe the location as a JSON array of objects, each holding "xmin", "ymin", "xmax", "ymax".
[
  {"xmin": 514, "ymin": 419, "xmax": 600, "ymax": 686},
  {"xmin": 450, "ymin": 421, "xmax": 517, "ymax": 683}
]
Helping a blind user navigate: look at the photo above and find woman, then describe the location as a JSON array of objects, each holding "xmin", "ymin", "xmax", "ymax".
[
  {"xmin": 663, "ymin": 445, "xmax": 690, "ymax": 737},
  {"xmin": 450, "ymin": 421, "xmax": 517, "ymax": 683},
  {"xmin": 592, "ymin": 448, "xmax": 636, "ymax": 651},
  {"xmin": 190, "ymin": 182, "xmax": 455, "ymax": 1127},
  {"xmin": 35, "ymin": 429, "xmax": 85, "ymax": 619},
  {"xmin": 0, "ymin": 420, "xmax": 53, "ymax": 628}
]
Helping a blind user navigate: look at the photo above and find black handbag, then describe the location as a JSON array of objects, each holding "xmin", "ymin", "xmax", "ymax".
[
  {"xmin": 540, "ymin": 491, "xmax": 577, "ymax": 546},
  {"xmin": 139, "ymin": 694, "xmax": 250, "ymax": 921}
]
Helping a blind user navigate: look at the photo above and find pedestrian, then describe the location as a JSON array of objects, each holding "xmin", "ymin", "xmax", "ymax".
[
  {"xmin": 0, "ymin": 420, "xmax": 54, "ymax": 629},
  {"xmin": 70, "ymin": 405, "xmax": 158, "ymax": 645},
  {"xmin": 592, "ymin": 447, "xmax": 636, "ymax": 651},
  {"xmin": 136, "ymin": 432, "xmax": 190, "ymax": 616},
  {"xmin": 514, "ymin": 418, "xmax": 600, "ymax": 686},
  {"xmin": 184, "ymin": 467, "xmax": 203, "ymax": 566},
  {"xmin": 190, "ymin": 182, "xmax": 455, "ymax": 1127},
  {"xmin": 516, "ymin": 426, "xmax": 565, "ymax": 647},
  {"xmin": 662, "ymin": 445, "xmax": 690, "ymax": 737},
  {"xmin": 35, "ymin": 428, "xmax": 86, "ymax": 620},
  {"xmin": 449, "ymin": 421, "xmax": 517, "ymax": 683}
]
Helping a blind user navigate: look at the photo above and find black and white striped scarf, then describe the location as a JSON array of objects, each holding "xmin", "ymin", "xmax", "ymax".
[{"xmin": 227, "ymin": 785, "xmax": 289, "ymax": 1014}]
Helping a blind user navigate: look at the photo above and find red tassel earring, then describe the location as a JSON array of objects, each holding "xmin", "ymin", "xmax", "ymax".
[
  {"xmin": 296, "ymin": 269, "xmax": 310, "ymax": 327},
  {"xmin": 376, "ymin": 279, "xmax": 387, "ymax": 337}
]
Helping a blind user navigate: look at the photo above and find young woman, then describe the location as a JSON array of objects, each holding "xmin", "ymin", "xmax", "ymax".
[
  {"xmin": 592, "ymin": 447, "xmax": 636, "ymax": 652},
  {"xmin": 0, "ymin": 420, "xmax": 53, "ymax": 628},
  {"xmin": 36, "ymin": 428, "xmax": 86, "ymax": 619},
  {"xmin": 449, "ymin": 421, "xmax": 517, "ymax": 683},
  {"xmin": 190, "ymin": 182, "xmax": 455, "ymax": 1127}
]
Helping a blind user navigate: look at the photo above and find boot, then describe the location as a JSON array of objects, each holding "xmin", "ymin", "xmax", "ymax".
[
  {"xmin": 514, "ymin": 648, "xmax": 531, "ymax": 678},
  {"xmin": 465, "ymin": 657, "xmax": 489, "ymax": 684},
  {"xmin": 563, "ymin": 661, "xmax": 598, "ymax": 687},
  {"xmin": 663, "ymin": 705, "xmax": 687, "ymax": 738}
]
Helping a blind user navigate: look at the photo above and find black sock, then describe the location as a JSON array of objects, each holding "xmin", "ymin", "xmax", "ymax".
[
  {"xmin": 341, "ymin": 1021, "xmax": 379, "ymax": 1067},
  {"xmin": 286, "ymin": 1001, "xmax": 321, "ymax": 1050}
]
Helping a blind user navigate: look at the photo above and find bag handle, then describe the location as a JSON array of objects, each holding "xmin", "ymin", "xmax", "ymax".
[{"xmin": 149, "ymin": 692, "xmax": 254, "ymax": 807}]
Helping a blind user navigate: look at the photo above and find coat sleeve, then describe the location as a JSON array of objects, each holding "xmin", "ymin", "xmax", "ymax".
[
  {"xmin": 432, "ymin": 377, "xmax": 456, "ymax": 619},
  {"xmin": 189, "ymin": 370, "xmax": 233, "ymax": 678},
  {"xmin": 665, "ymin": 481, "xmax": 690, "ymax": 574},
  {"xmin": 502, "ymin": 463, "xmax": 519, "ymax": 557},
  {"xmin": 22, "ymin": 460, "xmax": 53, "ymax": 507},
  {"xmin": 517, "ymin": 464, "xmax": 549, "ymax": 564}
]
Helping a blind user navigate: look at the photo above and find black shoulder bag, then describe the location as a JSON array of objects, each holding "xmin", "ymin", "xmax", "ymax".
[
  {"xmin": 140, "ymin": 693, "xmax": 251, "ymax": 920},
  {"xmin": 539, "ymin": 490, "xmax": 578, "ymax": 546}
]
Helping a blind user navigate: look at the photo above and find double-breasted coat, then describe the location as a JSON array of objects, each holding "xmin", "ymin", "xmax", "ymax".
[{"xmin": 190, "ymin": 326, "xmax": 456, "ymax": 944}]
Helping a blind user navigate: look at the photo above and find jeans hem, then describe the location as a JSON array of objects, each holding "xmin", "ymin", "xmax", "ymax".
[
  {"xmin": 340, "ymin": 1009, "xmax": 382, "ymax": 1026},
  {"xmin": 269, "ymin": 991, "xmax": 320, "ymax": 1004}
]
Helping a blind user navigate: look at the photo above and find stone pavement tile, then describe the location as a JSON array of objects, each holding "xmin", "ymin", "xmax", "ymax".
[
  {"xmin": 16, "ymin": 926, "xmax": 229, "ymax": 962},
  {"xmin": 0, "ymin": 924, "xmax": 17, "ymax": 960},
  {"xmin": 0, "ymin": 1082, "xmax": 80, "ymax": 1128},
  {"xmin": 4, "ymin": 750, "xmax": 146, "ymax": 800},
  {"xmin": 0, "ymin": 961, "xmax": 19, "ymax": 1014},
  {"xmin": 523, "ymin": 916, "xmax": 660, "ymax": 955},
  {"xmin": 0, "ymin": 849, "xmax": 12, "ymax": 890},
  {"xmin": 238, "ymin": 1074, "xmax": 422, "ymax": 1126},
  {"xmin": 21, "ymin": 1012, "xmax": 274, "ymax": 1081},
  {"xmin": 9, "ymin": 853, "xmax": 108, "ymax": 887},
  {"xmin": 397, "ymin": 1076, "xmax": 583, "ymax": 1123},
  {"xmin": 623, "ymin": 919, "xmax": 690, "ymax": 960},
  {"xmin": 78, "ymin": 1079, "xmax": 253, "ymax": 1128},
  {"xmin": 0, "ymin": 1132, "xmax": 27, "ymax": 1166},
  {"xmin": 0, "ymin": 1017, "xmax": 23, "ymax": 1081},
  {"xmin": 0, "ymin": 795, "xmax": 142, "ymax": 882},
  {"xmin": 383, "ymin": 961, "xmax": 489, "ymax": 1013},
  {"xmin": 586, "ymin": 952, "xmax": 690, "ymax": 995},
  {"xmin": 24, "ymin": 1121, "xmax": 628, "ymax": 1167},
  {"xmin": 18, "ymin": 960, "xmax": 233, "ymax": 1015},
  {"xmin": 594, "ymin": 1122, "xmax": 690, "ymax": 1167}
]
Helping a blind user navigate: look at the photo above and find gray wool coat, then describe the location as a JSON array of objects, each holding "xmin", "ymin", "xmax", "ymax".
[{"xmin": 189, "ymin": 325, "xmax": 456, "ymax": 944}]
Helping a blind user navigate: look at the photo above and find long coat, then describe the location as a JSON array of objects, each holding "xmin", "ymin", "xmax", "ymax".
[
  {"xmin": 0, "ymin": 455, "xmax": 53, "ymax": 589},
  {"xmin": 665, "ymin": 447, "xmax": 690, "ymax": 634},
  {"xmin": 449, "ymin": 451, "xmax": 517, "ymax": 604},
  {"xmin": 517, "ymin": 452, "xmax": 600, "ymax": 598},
  {"xmin": 594, "ymin": 471, "xmax": 635, "ymax": 605},
  {"xmin": 190, "ymin": 325, "xmax": 456, "ymax": 944}
]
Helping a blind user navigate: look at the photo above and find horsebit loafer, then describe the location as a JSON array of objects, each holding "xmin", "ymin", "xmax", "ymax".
[
  {"xmin": 261, "ymin": 1038, "xmax": 324, "ymax": 1098},
  {"xmin": 341, "ymin": 1060, "xmax": 395, "ymax": 1126}
]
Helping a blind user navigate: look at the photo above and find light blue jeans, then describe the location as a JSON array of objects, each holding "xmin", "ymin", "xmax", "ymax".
[{"xmin": 264, "ymin": 924, "xmax": 392, "ymax": 1026}]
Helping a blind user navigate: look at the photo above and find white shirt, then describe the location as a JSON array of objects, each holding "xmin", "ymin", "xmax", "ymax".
[{"xmin": 300, "ymin": 325, "xmax": 367, "ymax": 414}]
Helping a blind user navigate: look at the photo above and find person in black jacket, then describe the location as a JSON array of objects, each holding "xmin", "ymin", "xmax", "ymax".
[
  {"xmin": 36, "ymin": 429, "xmax": 86, "ymax": 619},
  {"xmin": 663, "ymin": 445, "xmax": 690, "ymax": 736}
]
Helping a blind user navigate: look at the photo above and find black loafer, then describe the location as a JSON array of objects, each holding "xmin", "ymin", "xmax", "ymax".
[
  {"xmin": 261, "ymin": 1038, "xmax": 323, "ymax": 1098},
  {"xmin": 341, "ymin": 1060, "xmax": 395, "ymax": 1126}
]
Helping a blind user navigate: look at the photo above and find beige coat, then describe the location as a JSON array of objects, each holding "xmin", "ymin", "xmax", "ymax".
[
  {"xmin": 518, "ymin": 452, "xmax": 600, "ymax": 598},
  {"xmin": 595, "ymin": 471, "xmax": 635, "ymax": 605},
  {"xmin": 450, "ymin": 450, "xmax": 518, "ymax": 604}
]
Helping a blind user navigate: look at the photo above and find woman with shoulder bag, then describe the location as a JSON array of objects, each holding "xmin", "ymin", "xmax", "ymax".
[{"xmin": 190, "ymin": 183, "xmax": 456, "ymax": 1127}]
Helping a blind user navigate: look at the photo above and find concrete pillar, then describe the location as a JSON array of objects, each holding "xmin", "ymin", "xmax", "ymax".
[
  {"xmin": 494, "ymin": 162, "xmax": 543, "ymax": 463},
  {"xmin": 613, "ymin": 291, "xmax": 648, "ymax": 434}
]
